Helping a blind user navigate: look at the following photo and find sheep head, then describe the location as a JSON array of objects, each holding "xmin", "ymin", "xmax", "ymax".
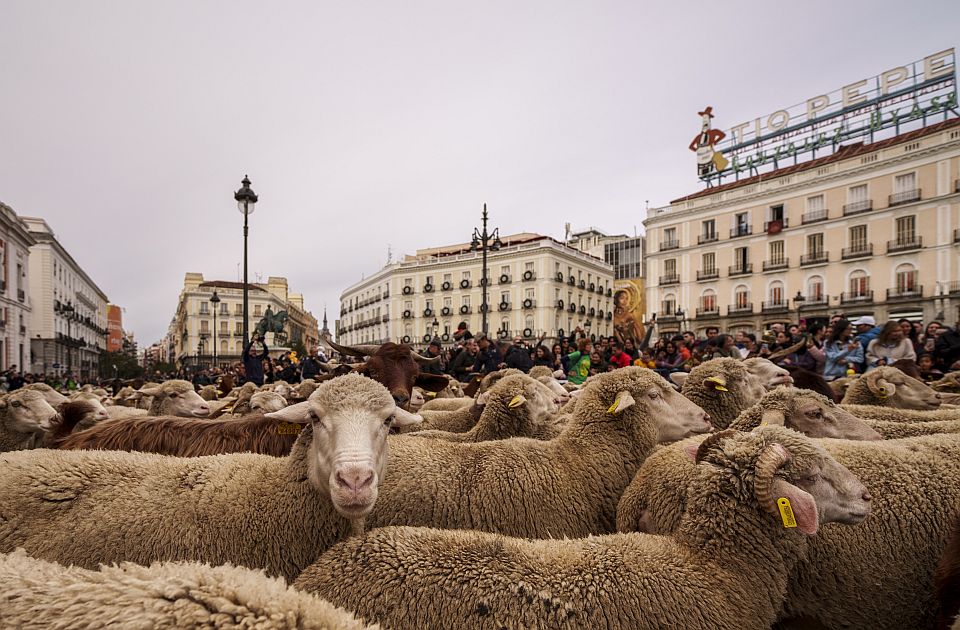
[
  {"xmin": 140, "ymin": 380, "xmax": 211, "ymax": 417},
  {"xmin": 731, "ymin": 388, "xmax": 882, "ymax": 441},
  {"xmin": 681, "ymin": 358, "xmax": 766, "ymax": 428},
  {"xmin": 847, "ymin": 367, "xmax": 941, "ymax": 410},
  {"xmin": 265, "ymin": 372, "xmax": 421, "ymax": 527},
  {"xmin": 744, "ymin": 357, "xmax": 794, "ymax": 390},
  {"xmin": 0, "ymin": 390, "xmax": 59, "ymax": 436}
]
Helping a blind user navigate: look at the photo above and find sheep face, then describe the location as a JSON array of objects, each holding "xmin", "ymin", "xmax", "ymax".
[
  {"xmin": 2, "ymin": 390, "xmax": 59, "ymax": 434},
  {"xmin": 651, "ymin": 384, "xmax": 713, "ymax": 442},
  {"xmin": 141, "ymin": 381, "xmax": 212, "ymax": 417},
  {"xmin": 249, "ymin": 392, "xmax": 287, "ymax": 414},
  {"xmin": 266, "ymin": 373, "xmax": 422, "ymax": 521},
  {"xmin": 693, "ymin": 426, "xmax": 871, "ymax": 532},
  {"xmin": 765, "ymin": 395, "xmax": 882, "ymax": 441},
  {"xmin": 72, "ymin": 392, "xmax": 110, "ymax": 420},
  {"xmin": 854, "ymin": 367, "xmax": 941, "ymax": 410},
  {"xmin": 744, "ymin": 357, "xmax": 794, "ymax": 390},
  {"xmin": 534, "ymin": 375, "xmax": 570, "ymax": 405}
]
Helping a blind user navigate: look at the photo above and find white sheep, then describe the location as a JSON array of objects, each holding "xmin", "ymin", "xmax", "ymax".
[
  {"xmin": 840, "ymin": 366, "xmax": 941, "ymax": 409},
  {"xmin": 0, "ymin": 548, "xmax": 378, "ymax": 629},
  {"xmin": 139, "ymin": 379, "xmax": 212, "ymax": 417},
  {"xmin": 0, "ymin": 390, "xmax": 60, "ymax": 452},
  {"xmin": 0, "ymin": 374, "xmax": 419, "ymax": 582},
  {"xmin": 293, "ymin": 426, "xmax": 870, "ymax": 630}
]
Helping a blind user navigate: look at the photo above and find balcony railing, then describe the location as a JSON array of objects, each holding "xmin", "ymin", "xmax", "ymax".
[
  {"xmin": 695, "ymin": 306, "xmax": 720, "ymax": 318},
  {"xmin": 660, "ymin": 240, "xmax": 679, "ymax": 251},
  {"xmin": 889, "ymin": 189, "xmax": 921, "ymax": 206},
  {"xmin": 800, "ymin": 252, "xmax": 829, "ymax": 266},
  {"xmin": 843, "ymin": 200, "xmax": 873, "ymax": 215},
  {"xmin": 886, "ymin": 286, "xmax": 923, "ymax": 300},
  {"xmin": 798, "ymin": 295, "xmax": 828, "ymax": 308},
  {"xmin": 946, "ymin": 281, "xmax": 960, "ymax": 295},
  {"xmin": 730, "ymin": 226, "xmax": 753, "ymax": 238},
  {"xmin": 728, "ymin": 264, "xmax": 753, "ymax": 276},
  {"xmin": 761, "ymin": 301, "xmax": 789, "ymax": 312},
  {"xmin": 660, "ymin": 274, "xmax": 680, "ymax": 285},
  {"xmin": 696, "ymin": 269, "xmax": 719, "ymax": 281},
  {"xmin": 801, "ymin": 209, "xmax": 829, "ymax": 224},
  {"xmin": 763, "ymin": 218, "xmax": 789, "ymax": 232},
  {"xmin": 841, "ymin": 291, "xmax": 874, "ymax": 304},
  {"xmin": 697, "ymin": 233, "xmax": 718, "ymax": 245},
  {"xmin": 841, "ymin": 244, "xmax": 873, "ymax": 259},
  {"xmin": 887, "ymin": 236, "xmax": 922, "ymax": 253},
  {"xmin": 728, "ymin": 303, "xmax": 753, "ymax": 315},
  {"xmin": 762, "ymin": 258, "xmax": 789, "ymax": 271}
]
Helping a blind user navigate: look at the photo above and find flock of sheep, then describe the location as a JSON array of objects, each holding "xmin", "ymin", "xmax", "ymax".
[{"xmin": 1, "ymin": 345, "xmax": 960, "ymax": 629}]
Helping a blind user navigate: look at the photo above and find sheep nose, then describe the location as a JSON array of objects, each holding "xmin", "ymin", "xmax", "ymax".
[
  {"xmin": 862, "ymin": 490, "xmax": 872, "ymax": 502},
  {"xmin": 336, "ymin": 468, "xmax": 375, "ymax": 493},
  {"xmin": 393, "ymin": 393, "xmax": 409, "ymax": 408}
]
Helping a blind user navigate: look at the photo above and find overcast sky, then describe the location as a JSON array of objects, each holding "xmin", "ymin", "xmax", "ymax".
[{"xmin": 1, "ymin": 1, "xmax": 957, "ymax": 344}]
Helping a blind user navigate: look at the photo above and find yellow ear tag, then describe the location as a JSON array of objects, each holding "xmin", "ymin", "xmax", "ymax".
[
  {"xmin": 705, "ymin": 376, "xmax": 728, "ymax": 392},
  {"xmin": 508, "ymin": 395, "xmax": 525, "ymax": 408},
  {"xmin": 607, "ymin": 397, "xmax": 621, "ymax": 414},
  {"xmin": 777, "ymin": 498, "xmax": 797, "ymax": 529},
  {"xmin": 425, "ymin": 391, "xmax": 437, "ymax": 398}
]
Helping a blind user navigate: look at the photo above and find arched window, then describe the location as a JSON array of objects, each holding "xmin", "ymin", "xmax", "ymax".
[
  {"xmin": 524, "ymin": 314, "xmax": 534, "ymax": 331},
  {"xmin": 894, "ymin": 263, "xmax": 917, "ymax": 293},
  {"xmin": 807, "ymin": 276, "xmax": 824, "ymax": 302},
  {"xmin": 662, "ymin": 293, "xmax": 677, "ymax": 315},
  {"xmin": 220, "ymin": 339, "xmax": 227, "ymax": 354},
  {"xmin": 500, "ymin": 318, "xmax": 510, "ymax": 333},
  {"xmin": 699, "ymin": 289, "xmax": 717, "ymax": 313},
  {"xmin": 849, "ymin": 270, "xmax": 870, "ymax": 298},
  {"xmin": 734, "ymin": 285, "xmax": 750, "ymax": 310},
  {"xmin": 768, "ymin": 281, "xmax": 785, "ymax": 306}
]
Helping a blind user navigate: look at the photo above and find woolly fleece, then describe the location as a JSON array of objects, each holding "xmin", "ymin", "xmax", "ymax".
[{"xmin": 680, "ymin": 357, "xmax": 758, "ymax": 428}]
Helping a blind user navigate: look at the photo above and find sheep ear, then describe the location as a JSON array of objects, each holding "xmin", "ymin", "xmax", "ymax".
[
  {"xmin": 139, "ymin": 386, "xmax": 163, "ymax": 397},
  {"xmin": 476, "ymin": 391, "xmax": 491, "ymax": 407},
  {"xmin": 508, "ymin": 394, "xmax": 527, "ymax": 409},
  {"xmin": 682, "ymin": 443, "xmax": 699, "ymax": 461},
  {"xmin": 771, "ymin": 479, "xmax": 819, "ymax": 535},
  {"xmin": 264, "ymin": 401, "xmax": 314, "ymax": 423},
  {"xmin": 704, "ymin": 376, "xmax": 729, "ymax": 392},
  {"xmin": 865, "ymin": 372, "xmax": 895, "ymax": 399},
  {"xmin": 392, "ymin": 408, "xmax": 423, "ymax": 428},
  {"xmin": 669, "ymin": 372, "xmax": 689, "ymax": 387},
  {"xmin": 608, "ymin": 391, "xmax": 636, "ymax": 414},
  {"xmin": 760, "ymin": 409, "xmax": 786, "ymax": 427}
]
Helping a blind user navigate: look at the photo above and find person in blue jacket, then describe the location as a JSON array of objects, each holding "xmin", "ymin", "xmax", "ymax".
[{"xmin": 242, "ymin": 333, "xmax": 269, "ymax": 386}]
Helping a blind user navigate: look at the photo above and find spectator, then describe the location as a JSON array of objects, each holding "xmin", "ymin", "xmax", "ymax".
[
  {"xmin": 799, "ymin": 324, "xmax": 826, "ymax": 373},
  {"xmin": 898, "ymin": 318, "xmax": 921, "ymax": 356},
  {"xmin": 551, "ymin": 343, "xmax": 566, "ymax": 373},
  {"xmin": 824, "ymin": 318, "xmax": 864, "ymax": 381},
  {"xmin": 622, "ymin": 338, "xmax": 640, "ymax": 361},
  {"xmin": 654, "ymin": 341, "xmax": 684, "ymax": 377},
  {"xmin": 472, "ymin": 335, "xmax": 503, "ymax": 375},
  {"xmin": 420, "ymin": 340, "xmax": 445, "ymax": 375},
  {"xmin": 636, "ymin": 348, "xmax": 656, "ymax": 368},
  {"xmin": 935, "ymin": 320, "xmax": 960, "ymax": 372},
  {"xmin": 608, "ymin": 342, "xmax": 632, "ymax": 369},
  {"xmin": 503, "ymin": 336, "xmax": 533, "ymax": 372},
  {"xmin": 300, "ymin": 351, "xmax": 323, "ymax": 381},
  {"xmin": 851, "ymin": 315, "xmax": 881, "ymax": 356},
  {"xmin": 532, "ymin": 345, "xmax": 554, "ymax": 369},
  {"xmin": 697, "ymin": 326, "xmax": 720, "ymax": 350},
  {"xmin": 866, "ymin": 321, "xmax": 917, "ymax": 370},
  {"xmin": 242, "ymin": 334, "xmax": 269, "ymax": 386},
  {"xmin": 449, "ymin": 338, "xmax": 479, "ymax": 382},
  {"xmin": 917, "ymin": 353, "xmax": 944, "ymax": 383},
  {"xmin": 566, "ymin": 338, "xmax": 592, "ymax": 385}
]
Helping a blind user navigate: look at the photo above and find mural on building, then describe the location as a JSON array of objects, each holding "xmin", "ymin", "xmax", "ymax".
[{"xmin": 613, "ymin": 279, "xmax": 646, "ymax": 344}]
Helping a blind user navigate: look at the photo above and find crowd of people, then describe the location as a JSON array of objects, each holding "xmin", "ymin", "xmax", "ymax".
[{"xmin": 413, "ymin": 316, "xmax": 960, "ymax": 385}]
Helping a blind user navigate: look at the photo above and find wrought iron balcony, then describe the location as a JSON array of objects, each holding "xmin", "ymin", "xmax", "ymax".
[
  {"xmin": 697, "ymin": 233, "xmax": 718, "ymax": 245},
  {"xmin": 660, "ymin": 239, "xmax": 680, "ymax": 251},
  {"xmin": 889, "ymin": 189, "xmax": 921, "ymax": 206},
  {"xmin": 761, "ymin": 301, "xmax": 789, "ymax": 312},
  {"xmin": 727, "ymin": 303, "xmax": 753, "ymax": 315},
  {"xmin": 696, "ymin": 269, "xmax": 719, "ymax": 281},
  {"xmin": 730, "ymin": 226, "xmax": 753, "ymax": 238},
  {"xmin": 841, "ymin": 291, "xmax": 873, "ymax": 304},
  {"xmin": 801, "ymin": 209, "xmax": 829, "ymax": 224},
  {"xmin": 843, "ymin": 200, "xmax": 873, "ymax": 215},
  {"xmin": 695, "ymin": 306, "xmax": 720, "ymax": 318},
  {"xmin": 886, "ymin": 286, "xmax": 923, "ymax": 301},
  {"xmin": 728, "ymin": 264, "xmax": 753, "ymax": 276},
  {"xmin": 798, "ymin": 295, "xmax": 828, "ymax": 308},
  {"xmin": 886, "ymin": 236, "xmax": 922, "ymax": 253},
  {"xmin": 762, "ymin": 258, "xmax": 789, "ymax": 271},
  {"xmin": 660, "ymin": 274, "xmax": 680, "ymax": 285},
  {"xmin": 763, "ymin": 218, "xmax": 789, "ymax": 232},
  {"xmin": 946, "ymin": 281, "xmax": 960, "ymax": 295},
  {"xmin": 841, "ymin": 244, "xmax": 872, "ymax": 259},
  {"xmin": 800, "ymin": 252, "xmax": 829, "ymax": 266}
]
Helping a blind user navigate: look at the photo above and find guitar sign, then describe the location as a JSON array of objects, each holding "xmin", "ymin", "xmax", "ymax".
[{"xmin": 689, "ymin": 106, "xmax": 729, "ymax": 177}]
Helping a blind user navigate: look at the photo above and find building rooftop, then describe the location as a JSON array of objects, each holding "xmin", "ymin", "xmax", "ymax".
[
  {"xmin": 670, "ymin": 116, "xmax": 960, "ymax": 204},
  {"xmin": 197, "ymin": 280, "xmax": 267, "ymax": 292}
]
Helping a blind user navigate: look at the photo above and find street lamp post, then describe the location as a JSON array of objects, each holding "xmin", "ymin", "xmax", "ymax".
[
  {"xmin": 234, "ymin": 175, "xmax": 259, "ymax": 349},
  {"xmin": 197, "ymin": 338, "xmax": 204, "ymax": 372},
  {"xmin": 431, "ymin": 317, "xmax": 439, "ymax": 343},
  {"xmin": 468, "ymin": 204, "xmax": 502, "ymax": 336},
  {"xmin": 210, "ymin": 290, "xmax": 221, "ymax": 369},
  {"xmin": 63, "ymin": 300, "xmax": 75, "ymax": 376}
]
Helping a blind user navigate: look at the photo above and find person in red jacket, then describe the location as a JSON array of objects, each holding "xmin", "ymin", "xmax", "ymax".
[{"xmin": 608, "ymin": 342, "xmax": 632, "ymax": 370}]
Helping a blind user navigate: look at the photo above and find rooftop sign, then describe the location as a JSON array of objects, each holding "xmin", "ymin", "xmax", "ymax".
[{"xmin": 692, "ymin": 48, "xmax": 958, "ymax": 183}]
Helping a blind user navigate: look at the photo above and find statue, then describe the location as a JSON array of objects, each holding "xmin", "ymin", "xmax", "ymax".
[{"xmin": 255, "ymin": 306, "xmax": 289, "ymax": 343}]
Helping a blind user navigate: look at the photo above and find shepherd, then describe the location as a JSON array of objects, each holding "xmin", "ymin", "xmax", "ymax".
[{"xmin": 689, "ymin": 106, "xmax": 729, "ymax": 177}]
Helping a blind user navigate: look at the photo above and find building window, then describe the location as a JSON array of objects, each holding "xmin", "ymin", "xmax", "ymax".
[
  {"xmin": 461, "ymin": 296, "xmax": 471, "ymax": 307},
  {"xmin": 769, "ymin": 204, "xmax": 785, "ymax": 222},
  {"xmin": 807, "ymin": 276, "xmax": 824, "ymax": 301},
  {"xmin": 806, "ymin": 194, "xmax": 825, "ymax": 213},
  {"xmin": 220, "ymin": 321, "xmax": 228, "ymax": 333},
  {"xmin": 769, "ymin": 282, "xmax": 784, "ymax": 305},
  {"xmin": 849, "ymin": 183, "xmax": 868, "ymax": 203},
  {"xmin": 663, "ymin": 227, "xmax": 677, "ymax": 247},
  {"xmin": 662, "ymin": 294, "xmax": 676, "ymax": 315},
  {"xmin": 807, "ymin": 233, "xmax": 824, "ymax": 256},
  {"xmin": 254, "ymin": 304, "xmax": 262, "ymax": 316},
  {"xmin": 702, "ymin": 252, "xmax": 716, "ymax": 274},
  {"xmin": 220, "ymin": 303, "xmax": 228, "ymax": 315},
  {"xmin": 443, "ymin": 273, "xmax": 452, "ymax": 283},
  {"xmin": 769, "ymin": 241, "xmax": 785, "ymax": 264},
  {"xmin": 500, "ymin": 265, "xmax": 510, "ymax": 276},
  {"xmin": 664, "ymin": 259, "xmax": 677, "ymax": 276},
  {"xmin": 895, "ymin": 216, "xmax": 916, "ymax": 243},
  {"xmin": 849, "ymin": 225, "xmax": 868, "ymax": 250},
  {"xmin": 735, "ymin": 286, "xmax": 749, "ymax": 308},
  {"xmin": 443, "ymin": 297, "xmax": 452, "ymax": 308},
  {"xmin": 524, "ymin": 262, "xmax": 534, "ymax": 272},
  {"xmin": 525, "ymin": 314, "xmax": 534, "ymax": 330},
  {"xmin": 701, "ymin": 219, "xmax": 716, "ymax": 240},
  {"xmin": 734, "ymin": 247, "xmax": 749, "ymax": 270},
  {"xmin": 734, "ymin": 212, "xmax": 749, "ymax": 235},
  {"xmin": 404, "ymin": 278, "xmax": 413, "ymax": 288},
  {"xmin": 500, "ymin": 291, "xmax": 510, "ymax": 304},
  {"xmin": 199, "ymin": 302, "xmax": 209, "ymax": 314},
  {"xmin": 404, "ymin": 301, "xmax": 413, "ymax": 311},
  {"xmin": 895, "ymin": 264, "xmax": 917, "ymax": 292},
  {"xmin": 462, "ymin": 271, "xmax": 471, "ymax": 280},
  {"xmin": 200, "ymin": 320, "xmax": 209, "ymax": 332},
  {"xmin": 894, "ymin": 172, "xmax": 916, "ymax": 193},
  {"xmin": 700, "ymin": 291, "xmax": 716, "ymax": 312},
  {"xmin": 849, "ymin": 271, "xmax": 870, "ymax": 297}
]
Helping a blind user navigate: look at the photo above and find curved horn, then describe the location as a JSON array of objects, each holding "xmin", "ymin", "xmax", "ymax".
[
  {"xmin": 864, "ymin": 370, "xmax": 895, "ymax": 398},
  {"xmin": 767, "ymin": 338, "xmax": 806, "ymax": 363},
  {"xmin": 320, "ymin": 332, "xmax": 381, "ymax": 358},
  {"xmin": 410, "ymin": 350, "xmax": 442, "ymax": 365},
  {"xmin": 695, "ymin": 428, "xmax": 738, "ymax": 463},
  {"xmin": 753, "ymin": 442, "xmax": 792, "ymax": 514}
]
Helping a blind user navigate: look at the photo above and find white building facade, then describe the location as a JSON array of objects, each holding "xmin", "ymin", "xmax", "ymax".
[
  {"xmin": 24, "ymin": 217, "xmax": 109, "ymax": 379},
  {"xmin": 338, "ymin": 234, "xmax": 615, "ymax": 346},
  {"xmin": 0, "ymin": 203, "xmax": 37, "ymax": 372}
]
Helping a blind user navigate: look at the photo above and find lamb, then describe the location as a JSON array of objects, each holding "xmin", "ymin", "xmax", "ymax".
[
  {"xmin": 410, "ymin": 374, "xmax": 563, "ymax": 442},
  {"xmin": 294, "ymin": 426, "xmax": 870, "ymax": 630},
  {"xmin": 840, "ymin": 366, "xmax": 941, "ymax": 409},
  {"xmin": 0, "ymin": 373, "xmax": 419, "ymax": 582},
  {"xmin": 356, "ymin": 367, "xmax": 711, "ymax": 538},
  {"xmin": 0, "ymin": 549, "xmax": 378, "ymax": 630},
  {"xmin": 0, "ymin": 389, "xmax": 60, "ymax": 452},
  {"xmin": 674, "ymin": 357, "xmax": 769, "ymax": 428},
  {"xmin": 727, "ymin": 387, "xmax": 882, "ymax": 440},
  {"xmin": 616, "ymin": 432, "xmax": 960, "ymax": 629},
  {"xmin": 22, "ymin": 382, "xmax": 69, "ymax": 409}
]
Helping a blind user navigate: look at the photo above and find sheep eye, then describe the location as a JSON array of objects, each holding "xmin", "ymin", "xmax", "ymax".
[
  {"xmin": 384, "ymin": 415, "xmax": 395, "ymax": 426},
  {"xmin": 648, "ymin": 390, "xmax": 660, "ymax": 399},
  {"xmin": 169, "ymin": 393, "xmax": 179, "ymax": 398},
  {"xmin": 11, "ymin": 400, "xmax": 21, "ymax": 407}
]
